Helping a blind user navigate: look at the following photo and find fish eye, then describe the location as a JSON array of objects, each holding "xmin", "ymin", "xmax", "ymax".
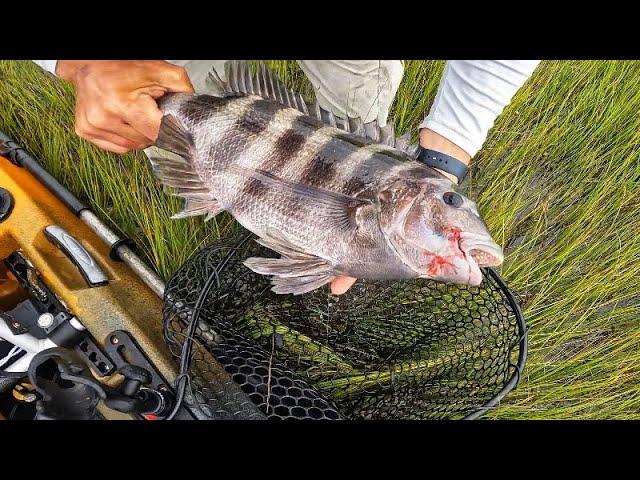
[{"xmin": 443, "ymin": 191, "xmax": 463, "ymax": 208}]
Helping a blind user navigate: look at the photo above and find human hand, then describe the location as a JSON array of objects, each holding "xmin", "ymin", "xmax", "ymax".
[
  {"xmin": 57, "ymin": 60, "xmax": 195, "ymax": 153},
  {"xmin": 330, "ymin": 275, "xmax": 357, "ymax": 295}
]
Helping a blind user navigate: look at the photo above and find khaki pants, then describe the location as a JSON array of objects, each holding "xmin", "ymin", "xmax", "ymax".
[{"xmin": 168, "ymin": 60, "xmax": 404, "ymax": 127}]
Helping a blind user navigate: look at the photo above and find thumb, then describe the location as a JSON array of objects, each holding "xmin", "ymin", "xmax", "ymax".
[{"xmin": 150, "ymin": 63, "xmax": 195, "ymax": 94}]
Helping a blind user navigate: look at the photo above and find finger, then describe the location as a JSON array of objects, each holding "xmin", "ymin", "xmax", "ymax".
[
  {"xmin": 114, "ymin": 120, "xmax": 154, "ymax": 148},
  {"xmin": 80, "ymin": 109, "xmax": 139, "ymax": 150},
  {"xmin": 89, "ymin": 122, "xmax": 148, "ymax": 150},
  {"xmin": 83, "ymin": 96, "xmax": 154, "ymax": 148},
  {"xmin": 122, "ymin": 94, "xmax": 164, "ymax": 142},
  {"xmin": 85, "ymin": 137, "xmax": 131, "ymax": 154},
  {"xmin": 330, "ymin": 276, "xmax": 357, "ymax": 295},
  {"xmin": 150, "ymin": 63, "xmax": 195, "ymax": 93}
]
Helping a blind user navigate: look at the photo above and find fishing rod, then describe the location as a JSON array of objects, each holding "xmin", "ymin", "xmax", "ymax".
[{"xmin": 0, "ymin": 131, "xmax": 165, "ymax": 298}]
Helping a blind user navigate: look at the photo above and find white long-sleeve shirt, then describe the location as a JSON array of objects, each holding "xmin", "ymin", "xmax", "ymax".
[
  {"xmin": 418, "ymin": 60, "xmax": 539, "ymax": 156},
  {"xmin": 33, "ymin": 59, "xmax": 539, "ymax": 157}
]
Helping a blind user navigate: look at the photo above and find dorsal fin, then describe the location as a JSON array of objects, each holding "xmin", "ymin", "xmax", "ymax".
[
  {"xmin": 205, "ymin": 60, "xmax": 420, "ymax": 157},
  {"xmin": 207, "ymin": 60, "xmax": 302, "ymax": 110}
]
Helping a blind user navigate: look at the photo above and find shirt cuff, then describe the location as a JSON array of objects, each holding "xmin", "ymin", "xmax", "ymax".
[
  {"xmin": 32, "ymin": 60, "xmax": 58, "ymax": 75},
  {"xmin": 418, "ymin": 117, "xmax": 479, "ymax": 159},
  {"xmin": 420, "ymin": 60, "xmax": 540, "ymax": 158}
]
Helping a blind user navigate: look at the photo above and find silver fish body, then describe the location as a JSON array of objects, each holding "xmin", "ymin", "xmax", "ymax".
[{"xmin": 152, "ymin": 64, "xmax": 503, "ymax": 294}]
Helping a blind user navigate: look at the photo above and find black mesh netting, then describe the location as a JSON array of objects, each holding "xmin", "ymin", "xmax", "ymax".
[{"xmin": 162, "ymin": 229, "xmax": 527, "ymax": 420}]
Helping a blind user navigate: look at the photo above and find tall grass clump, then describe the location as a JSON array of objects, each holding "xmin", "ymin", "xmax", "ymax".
[{"xmin": 0, "ymin": 59, "xmax": 638, "ymax": 418}]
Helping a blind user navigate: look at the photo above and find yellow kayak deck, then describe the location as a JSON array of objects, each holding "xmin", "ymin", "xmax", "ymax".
[{"xmin": 0, "ymin": 154, "xmax": 177, "ymax": 391}]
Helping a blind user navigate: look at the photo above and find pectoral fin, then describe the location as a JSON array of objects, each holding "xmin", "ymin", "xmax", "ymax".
[{"xmin": 228, "ymin": 164, "xmax": 370, "ymax": 235}]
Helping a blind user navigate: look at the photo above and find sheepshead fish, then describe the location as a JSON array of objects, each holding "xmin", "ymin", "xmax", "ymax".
[{"xmin": 151, "ymin": 61, "xmax": 503, "ymax": 295}]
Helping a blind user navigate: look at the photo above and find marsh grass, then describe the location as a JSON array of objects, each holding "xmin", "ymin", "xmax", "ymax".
[{"xmin": 0, "ymin": 60, "xmax": 638, "ymax": 418}]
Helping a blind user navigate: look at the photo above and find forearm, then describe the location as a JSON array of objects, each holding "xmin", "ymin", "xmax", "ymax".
[
  {"xmin": 33, "ymin": 60, "xmax": 90, "ymax": 81},
  {"xmin": 54, "ymin": 61, "xmax": 93, "ymax": 82},
  {"xmin": 420, "ymin": 60, "xmax": 540, "ymax": 160}
]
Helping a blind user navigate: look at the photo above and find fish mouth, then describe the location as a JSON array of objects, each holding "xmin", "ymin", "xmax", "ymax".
[{"xmin": 458, "ymin": 233, "xmax": 504, "ymax": 286}]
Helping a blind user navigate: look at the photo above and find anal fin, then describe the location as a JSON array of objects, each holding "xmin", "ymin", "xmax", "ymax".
[
  {"xmin": 171, "ymin": 197, "xmax": 225, "ymax": 220},
  {"xmin": 244, "ymin": 229, "xmax": 336, "ymax": 295}
]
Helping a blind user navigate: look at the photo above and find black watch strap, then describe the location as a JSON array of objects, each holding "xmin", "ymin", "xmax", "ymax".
[{"xmin": 416, "ymin": 147, "xmax": 469, "ymax": 183}]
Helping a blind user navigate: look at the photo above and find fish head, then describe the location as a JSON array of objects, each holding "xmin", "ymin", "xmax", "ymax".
[{"xmin": 378, "ymin": 176, "xmax": 503, "ymax": 286}]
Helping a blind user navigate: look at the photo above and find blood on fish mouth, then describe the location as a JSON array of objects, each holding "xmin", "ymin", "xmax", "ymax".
[{"xmin": 426, "ymin": 255, "xmax": 456, "ymax": 277}]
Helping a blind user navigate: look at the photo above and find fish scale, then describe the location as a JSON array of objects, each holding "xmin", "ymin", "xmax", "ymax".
[{"xmin": 150, "ymin": 61, "xmax": 505, "ymax": 294}]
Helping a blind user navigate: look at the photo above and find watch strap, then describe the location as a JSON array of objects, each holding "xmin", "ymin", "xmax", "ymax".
[{"xmin": 416, "ymin": 147, "xmax": 469, "ymax": 183}]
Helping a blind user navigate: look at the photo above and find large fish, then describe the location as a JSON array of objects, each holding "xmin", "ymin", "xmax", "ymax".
[{"xmin": 151, "ymin": 61, "xmax": 504, "ymax": 295}]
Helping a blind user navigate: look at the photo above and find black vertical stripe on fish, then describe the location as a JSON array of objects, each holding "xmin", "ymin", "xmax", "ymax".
[
  {"xmin": 234, "ymin": 99, "xmax": 287, "ymax": 138},
  {"xmin": 205, "ymin": 97, "xmax": 283, "ymax": 172},
  {"xmin": 233, "ymin": 112, "xmax": 315, "ymax": 204},
  {"xmin": 239, "ymin": 125, "xmax": 330, "ymax": 214},
  {"xmin": 227, "ymin": 101, "xmax": 296, "ymax": 208},
  {"xmin": 268, "ymin": 128, "xmax": 307, "ymax": 173},
  {"xmin": 240, "ymin": 177, "xmax": 270, "ymax": 200},
  {"xmin": 331, "ymin": 149, "xmax": 378, "ymax": 197},
  {"xmin": 284, "ymin": 138, "xmax": 350, "ymax": 219},
  {"xmin": 340, "ymin": 176, "xmax": 369, "ymax": 197},
  {"xmin": 335, "ymin": 149, "xmax": 405, "ymax": 198},
  {"xmin": 299, "ymin": 141, "xmax": 340, "ymax": 188},
  {"xmin": 179, "ymin": 94, "xmax": 232, "ymax": 124},
  {"xmin": 262, "ymin": 137, "xmax": 339, "ymax": 219}
]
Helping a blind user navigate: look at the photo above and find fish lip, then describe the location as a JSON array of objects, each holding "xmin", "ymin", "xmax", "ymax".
[
  {"xmin": 458, "ymin": 233, "xmax": 504, "ymax": 268},
  {"xmin": 464, "ymin": 252, "xmax": 484, "ymax": 286}
]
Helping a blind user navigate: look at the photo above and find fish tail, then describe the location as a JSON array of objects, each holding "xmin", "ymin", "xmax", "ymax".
[{"xmin": 151, "ymin": 114, "xmax": 225, "ymax": 220}]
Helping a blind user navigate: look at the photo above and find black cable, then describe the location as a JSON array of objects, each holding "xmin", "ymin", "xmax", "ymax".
[
  {"xmin": 165, "ymin": 269, "xmax": 220, "ymax": 420},
  {"xmin": 165, "ymin": 236, "xmax": 253, "ymax": 420},
  {"xmin": 9, "ymin": 402, "xmax": 18, "ymax": 420},
  {"xmin": 164, "ymin": 265, "xmax": 221, "ymax": 420}
]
